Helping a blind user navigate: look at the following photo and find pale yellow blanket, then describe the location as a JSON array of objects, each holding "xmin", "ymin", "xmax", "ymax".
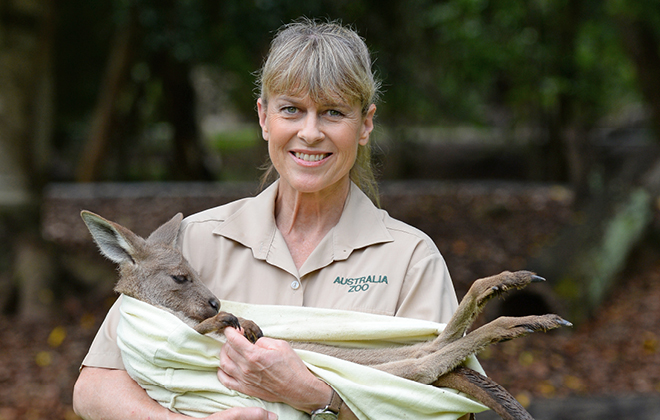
[{"xmin": 117, "ymin": 296, "xmax": 488, "ymax": 419}]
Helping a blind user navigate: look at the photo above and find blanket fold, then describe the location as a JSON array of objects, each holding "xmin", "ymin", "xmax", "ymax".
[{"xmin": 117, "ymin": 296, "xmax": 488, "ymax": 419}]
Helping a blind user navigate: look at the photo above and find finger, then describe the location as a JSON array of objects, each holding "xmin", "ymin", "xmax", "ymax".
[
  {"xmin": 216, "ymin": 365, "xmax": 240, "ymax": 391},
  {"xmin": 224, "ymin": 326, "xmax": 256, "ymax": 354},
  {"xmin": 226, "ymin": 326, "xmax": 280, "ymax": 352},
  {"xmin": 208, "ymin": 407, "xmax": 278, "ymax": 420},
  {"xmin": 223, "ymin": 328, "xmax": 281, "ymax": 366},
  {"xmin": 219, "ymin": 342, "xmax": 243, "ymax": 380},
  {"xmin": 221, "ymin": 334, "xmax": 249, "ymax": 369},
  {"xmin": 230, "ymin": 407, "xmax": 277, "ymax": 420},
  {"xmin": 222, "ymin": 328, "xmax": 251, "ymax": 361},
  {"xmin": 218, "ymin": 340, "xmax": 246, "ymax": 387}
]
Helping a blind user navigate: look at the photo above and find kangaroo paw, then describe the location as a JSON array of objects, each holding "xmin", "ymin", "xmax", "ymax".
[
  {"xmin": 237, "ymin": 317, "xmax": 264, "ymax": 343},
  {"xmin": 433, "ymin": 366, "xmax": 534, "ymax": 420},
  {"xmin": 194, "ymin": 311, "xmax": 241, "ymax": 335}
]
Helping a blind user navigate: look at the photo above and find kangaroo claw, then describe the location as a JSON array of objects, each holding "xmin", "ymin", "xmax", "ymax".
[{"xmin": 237, "ymin": 318, "xmax": 264, "ymax": 344}]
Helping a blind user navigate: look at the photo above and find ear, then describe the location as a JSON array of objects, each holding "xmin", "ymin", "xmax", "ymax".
[
  {"xmin": 257, "ymin": 98, "xmax": 269, "ymax": 141},
  {"xmin": 81, "ymin": 210, "xmax": 144, "ymax": 264},
  {"xmin": 358, "ymin": 103, "xmax": 376, "ymax": 146},
  {"xmin": 146, "ymin": 213, "xmax": 183, "ymax": 246}
]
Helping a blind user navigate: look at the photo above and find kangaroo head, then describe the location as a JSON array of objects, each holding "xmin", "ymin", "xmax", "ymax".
[{"xmin": 81, "ymin": 210, "xmax": 220, "ymax": 323}]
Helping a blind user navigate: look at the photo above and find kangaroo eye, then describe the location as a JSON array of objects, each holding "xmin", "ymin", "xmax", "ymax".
[{"xmin": 171, "ymin": 275, "xmax": 189, "ymax": 284}]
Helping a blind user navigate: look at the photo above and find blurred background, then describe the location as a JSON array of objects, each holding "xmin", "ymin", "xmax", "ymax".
[{"xmin": 1, "ymin": 0, "xmax": 660, "ymax": 419}]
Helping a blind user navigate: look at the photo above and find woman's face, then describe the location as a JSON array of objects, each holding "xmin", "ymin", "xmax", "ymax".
[{"xmin": 258, "ymin": 93, "xmax": 376, "ymax": 196}]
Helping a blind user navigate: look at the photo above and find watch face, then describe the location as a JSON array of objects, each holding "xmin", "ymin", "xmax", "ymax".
[{"xmin": 311, "ymin": 413, "xmax": 338, "ymax": 420}]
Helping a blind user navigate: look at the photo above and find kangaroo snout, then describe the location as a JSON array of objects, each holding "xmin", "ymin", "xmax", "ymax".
[
  {"xmin": 209, "ymin": 297, "xmax": 220, "ymax": 313},
  {"xmin": 195, "ymin": 297, "xmax": 221, "ymax": 320},
  {"xmin": 193, "ymin": 300, "xmax": 221, "ymax": 322},
  {"xmin": 178, "ymin": 290, "xmax": 223, "ymax": 322}
]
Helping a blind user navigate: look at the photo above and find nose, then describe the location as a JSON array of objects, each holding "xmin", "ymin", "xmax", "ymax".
[
  {"xmin": 209, "ymin": 297, "xmax": 220, "ymax": 313},
  {"xmin": 298, "ymin": 114, "xmax": 324, "ymax": 144}
]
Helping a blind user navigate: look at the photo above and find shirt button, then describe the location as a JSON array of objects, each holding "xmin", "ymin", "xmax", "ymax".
[{"xmin": 290, "ymin": 280, "xmax": 301, "ymax": 290}]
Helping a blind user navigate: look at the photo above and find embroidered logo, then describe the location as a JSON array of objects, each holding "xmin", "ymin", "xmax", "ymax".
[{"xmin": 333, "ymin": 275, "xmax": 388, "ymax": 293}]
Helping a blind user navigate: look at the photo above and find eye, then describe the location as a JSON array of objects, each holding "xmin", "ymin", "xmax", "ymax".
[
  {"xmin": 327, "ymin": 109, "xmax": 344, "ymax": 117},
  {"xmin": 171, "ymin": 275, "xmax": 189, "ymax": 284},
  {"xmin": 281, "ymin": 106, "xmax": 298, "ymax": 114}
]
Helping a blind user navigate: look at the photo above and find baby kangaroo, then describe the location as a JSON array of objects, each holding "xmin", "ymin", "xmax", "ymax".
[
  {"xmin": 82, "ymin": 211, "xmax": 571, "ymax": 420},
  {"xmin": 80, "ymin": 210, "xmax": 263, "ymax": 343}
]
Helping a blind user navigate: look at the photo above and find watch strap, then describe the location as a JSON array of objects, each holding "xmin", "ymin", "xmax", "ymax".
[
  {"xmin": 311, "ymin": 386, "xmax": 342, "ymax": 415},
  {"xmin": 326, "ymin": 388, "xmax": 342, "ymax": 414}
]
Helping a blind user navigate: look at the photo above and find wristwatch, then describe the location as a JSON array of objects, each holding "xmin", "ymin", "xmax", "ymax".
[{"xmin": 310, "ymin": 388, "xmax": 342, "ymax": 420}]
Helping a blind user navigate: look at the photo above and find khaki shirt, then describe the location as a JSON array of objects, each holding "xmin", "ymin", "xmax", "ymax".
[{"xmin": 82, "ymin": 181, "xmax": 458, "ymax": 370}]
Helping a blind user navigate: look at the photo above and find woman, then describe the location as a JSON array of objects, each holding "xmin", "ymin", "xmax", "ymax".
[{"xmin": 73, "ymin": 19, "xmax": 460, "ymax": 420}]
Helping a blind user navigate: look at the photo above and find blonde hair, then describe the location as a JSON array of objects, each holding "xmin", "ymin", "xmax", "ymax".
[{"xmin": 257, "ymin": 18, "xmax": 381, "ymax": 205}]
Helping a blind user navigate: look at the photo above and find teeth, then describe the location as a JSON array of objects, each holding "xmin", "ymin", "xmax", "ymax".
[{"xmin": 295, "ymin": 152, "xmax": 328, "ymax": 162}]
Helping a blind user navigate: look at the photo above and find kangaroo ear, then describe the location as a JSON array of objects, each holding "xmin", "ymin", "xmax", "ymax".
[
  {"xmin": 146, "ymin": 213, "xmax": 183, "ymax": 247},
  {"xmin": 81, "ymin": 210, "xmax": 143, "ymax": 264}
]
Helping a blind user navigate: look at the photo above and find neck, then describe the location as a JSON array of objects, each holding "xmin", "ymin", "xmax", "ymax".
[
  {"xmin": 275, "ymin": 179, "xmax": 350, "ymax": 235},
  {"xmin": 274, "ymin": 179, "xmax": 351, "ymax": 269}
]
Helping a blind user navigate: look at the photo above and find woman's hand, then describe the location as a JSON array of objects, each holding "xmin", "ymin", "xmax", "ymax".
[
  {"xmin": 218, "ymin": 327, "xmax": 333, "ymax": 413},
  {"xmin": 205, "ymin": 407, "xmax": 277, "ymax": 420}
]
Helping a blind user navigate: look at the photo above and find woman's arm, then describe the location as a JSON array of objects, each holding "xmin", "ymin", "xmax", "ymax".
[{"xmin": 73, "ymin": 366, "xmax": 277, "ymax": 420}]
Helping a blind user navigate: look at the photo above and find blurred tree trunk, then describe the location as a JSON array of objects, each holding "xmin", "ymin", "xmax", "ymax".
[
  {"xmin": 616, "ymin": 16, "xmax": 660, "ymax": 138},
  {"xmin": 155, "ymin": 52, "xmax": 213, "ymax": 180},
  {"xmin": 554, "ymin": 0, "xmax": 593, "ymax": 201},
  {"xmin": 75, "ymin": 9, "xmax": 138, "ymax": 182},
  {"xmin": 0, "ymin": 0, "xmax": 57, "ymax": 319},
  {"xmin": 622, "ymin": 16, "xmax": 660, "ymax": 196},
  {"xmin": 74, "ymin": 7, "xmax": 212, "ymax": 182}
]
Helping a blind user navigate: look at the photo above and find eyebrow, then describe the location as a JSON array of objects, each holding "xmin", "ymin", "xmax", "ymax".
[{"xmin": 276, "ymin": 95, "xmax": 352, "ymax": 110}]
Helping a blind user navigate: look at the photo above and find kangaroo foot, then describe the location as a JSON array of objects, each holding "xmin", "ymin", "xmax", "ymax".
[
  {"xmin": 439, "ymin": 314, "xmax": 571, "ymax": 370},
  {"xmin": 381, "ymin": 314, "xmax": 571, "ymax": 384},
  {"xmin": 471, "ymin": 271, "xmax": 545, "ymax": 311},
  {"xmin": 440, "ymin": 271, "xmax": 546, "ymax": 345},
  {"xmin": 478, "ymin": 314, "xmax": 572, "ymax": 343},
  {"xmin": 434, "ymin": 314, "xmax": 571, "ymax": 379}
]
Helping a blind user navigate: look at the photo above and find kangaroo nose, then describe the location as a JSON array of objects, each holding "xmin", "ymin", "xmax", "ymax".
[{"xmin": 209, "ymin": 297, "xmax": 220, "ymax": 313}]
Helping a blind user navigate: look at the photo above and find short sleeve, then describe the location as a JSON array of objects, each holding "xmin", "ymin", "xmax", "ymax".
[
  {"xmin": 395, "ymin": 252, "xmax": 458, "ymax": 324},
  {"xmin": 80, "ymin": 296, "xmax": 125, "ymax": 370}
]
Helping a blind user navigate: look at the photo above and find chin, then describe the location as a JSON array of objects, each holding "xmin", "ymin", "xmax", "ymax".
[{"xmin": 280, "ymin": 172, "xmax": 350, "ymax": 195}]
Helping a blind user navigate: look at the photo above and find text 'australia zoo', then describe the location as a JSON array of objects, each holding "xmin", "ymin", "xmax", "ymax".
[{"xmin": 334, "ymin": 275, "xmax": 388, "ymax": 293}]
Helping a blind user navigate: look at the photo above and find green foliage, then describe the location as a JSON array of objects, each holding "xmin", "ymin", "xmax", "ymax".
[
  {"xmin": 53, "ymin": 0, "xmax": 650, "ymax": 181},
  {"xmin": 57, "ymin": 0, "xmax": 641, "ymax": 126},
  {"xmin": 210, "ymin": 127, "xmax": 261, "ymax": 152},
  {"xmin": 409, "ymin": 0, "xmax": 637, "ymax": 126}
]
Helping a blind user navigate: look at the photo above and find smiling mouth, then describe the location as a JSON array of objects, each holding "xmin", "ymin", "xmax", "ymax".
[{"xmin": 293, "ymin": 152, "xmax": 330, "ymax": 162}]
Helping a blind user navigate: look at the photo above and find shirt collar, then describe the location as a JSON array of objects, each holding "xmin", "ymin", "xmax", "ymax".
[
  {"xmin": 211, "ymin": 180, "xmax": 280, "ymax": 261},
  {"xmin": 212, "ymin": 180, "xmax": 393, "ymax": 276},
  {"xmin": 331, "ymin": 182, "xmax": 393, "ymax": 260}
]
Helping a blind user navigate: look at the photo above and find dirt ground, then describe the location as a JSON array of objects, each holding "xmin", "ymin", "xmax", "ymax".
[{"xmin": 1, "ymin": 182, "xmax": 659, "ymax": 419}]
